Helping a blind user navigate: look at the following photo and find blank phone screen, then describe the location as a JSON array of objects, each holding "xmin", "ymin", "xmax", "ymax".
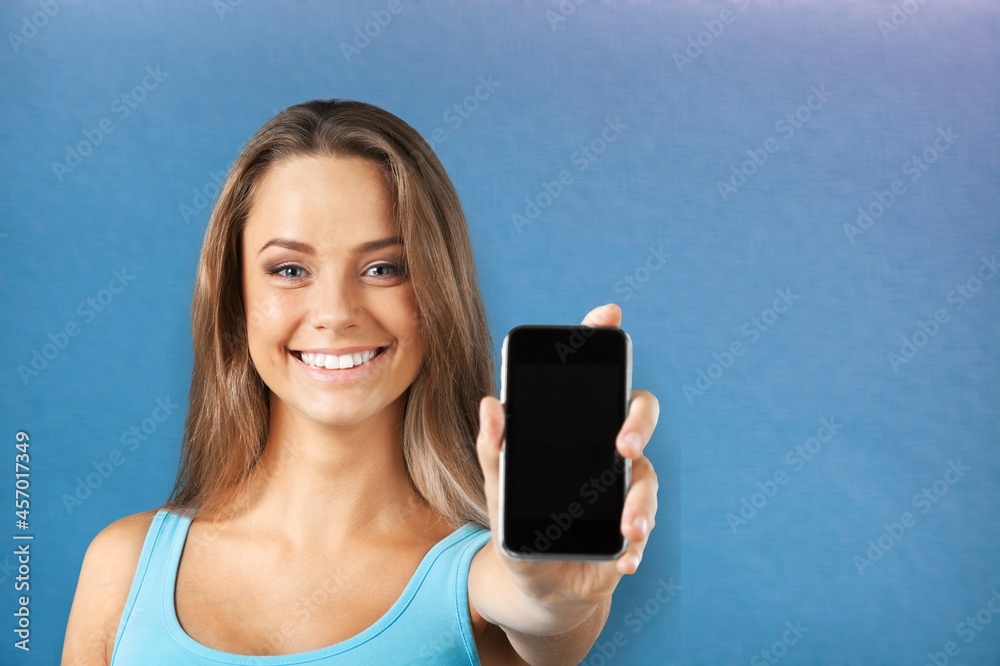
[{"xmin": 502, "ymin": 327, "xmax": 628, "ymax": 557}]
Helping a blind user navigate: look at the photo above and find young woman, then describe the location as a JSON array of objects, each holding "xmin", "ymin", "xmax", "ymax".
[{"xmin": 62, "ymin": 100, "xmax": 660, "ymax": 665}]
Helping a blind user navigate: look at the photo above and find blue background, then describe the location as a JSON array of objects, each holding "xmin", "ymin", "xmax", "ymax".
[{"xmin": 2, "ymin": 0, "xmax": 999, "ymax": 664}]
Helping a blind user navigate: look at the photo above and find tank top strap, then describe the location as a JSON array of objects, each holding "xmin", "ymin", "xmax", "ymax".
[
  {"xmin": 392, "ymin": 523, "xmax": 492, "ymax": 664},
  {"xmin": 111, "ymin": 508, "xmax": 194, "ymax": 664}
]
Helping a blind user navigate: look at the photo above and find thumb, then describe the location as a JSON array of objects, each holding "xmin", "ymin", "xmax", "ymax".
[{"xmin": 476, "ymin": 396, "xmax": 505, "ymax": 528}]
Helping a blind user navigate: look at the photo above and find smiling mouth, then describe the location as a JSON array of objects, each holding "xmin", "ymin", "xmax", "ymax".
[{"xmin": 291, "ymin": 347, "xmax": 388, "ymax": 370}]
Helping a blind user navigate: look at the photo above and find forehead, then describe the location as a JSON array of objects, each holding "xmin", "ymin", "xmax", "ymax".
[{"xmin": 242, "ymin": 154, "xmax": 396, "ymax": 248}]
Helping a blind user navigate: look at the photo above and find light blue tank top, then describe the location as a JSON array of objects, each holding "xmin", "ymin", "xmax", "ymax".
[{"xmin": 111, "ymin": 509, "xmax": 492, "ymax": 665}]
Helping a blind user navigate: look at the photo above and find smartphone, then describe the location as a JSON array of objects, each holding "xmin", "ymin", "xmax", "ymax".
[{"xmin": 499, "ymin": 325, "xmax": 632, "ymax": 560}]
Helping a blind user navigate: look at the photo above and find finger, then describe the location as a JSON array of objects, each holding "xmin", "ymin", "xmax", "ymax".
[
  {"xmin": 616, "ymin": 390, "xmax": 660, "ymax": 458},
  {"xmin": 475, "ymin": 396, "xmax": 505, "ymax": 529},
  {"xmin": 581, "ymin": 303, "xmax": 622, "ymax": 328},
  {"xmin": 617, "ymin": 456, "xmax": 659, "ymax": 575},
  {"xmin": 622, "ymin": 456, "xmax": 659, "ymax": 539}
]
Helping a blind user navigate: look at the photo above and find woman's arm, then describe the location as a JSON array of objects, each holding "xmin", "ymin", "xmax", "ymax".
[
  {"xmin": 62, "ymin": 511, "xmax": 155, "ymax": 666},
  {"xmin": 469, "ymin": 546, "xmax": 613, "ymax": 665},
  {"xmin": 469, "ymin": 304, "xmax": 660, "ymax": 665}
]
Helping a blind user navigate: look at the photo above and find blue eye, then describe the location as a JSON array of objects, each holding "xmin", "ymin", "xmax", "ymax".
[
  {"xmin": 365, "ymin": 263, "xmax": 404, "ymax": 279},
  {"xmin": 269, "ymin": 263, "xmax": 307, "ymax": 279}
]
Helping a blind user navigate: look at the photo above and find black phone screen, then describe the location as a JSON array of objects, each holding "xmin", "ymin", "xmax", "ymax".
[{"xmin": 501, "ymin": 326, "xmax": 630, "ymax": 558}]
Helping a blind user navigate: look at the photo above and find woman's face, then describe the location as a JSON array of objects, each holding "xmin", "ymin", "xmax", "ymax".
[{"xmin": 241, "ymin": 154, "xmax": 424, "ymax": 429}]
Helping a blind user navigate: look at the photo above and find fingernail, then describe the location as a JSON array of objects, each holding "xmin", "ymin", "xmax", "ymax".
[
  {"xmin": 621, "ymin": 432, "xmax": 642, "ymax": 455},
  {"xmin": 479, "ymin": 399, "xmax": 492, "ymax": 430},
  {"xmin": 632, "ymin": 516, "xmax": 648, "ymax": 535}
]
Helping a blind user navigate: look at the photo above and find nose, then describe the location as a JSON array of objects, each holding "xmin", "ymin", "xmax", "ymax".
[{"xmin": 308, "ymin": 270, "xmax": 365, "ymax": 333}]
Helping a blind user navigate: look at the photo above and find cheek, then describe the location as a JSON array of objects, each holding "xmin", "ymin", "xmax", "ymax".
[
  {"xmin": 388, "ymin": 290, "xmax": 424, "ymax": 353},
  {"xmin": 244, "ymin": 288, "xmax": 291, "ymax": 356}
]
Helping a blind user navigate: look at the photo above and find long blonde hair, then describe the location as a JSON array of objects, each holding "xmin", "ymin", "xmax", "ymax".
[{"xmin": 165, "ymin": 100, "xmax": 492, "ymax": 527}]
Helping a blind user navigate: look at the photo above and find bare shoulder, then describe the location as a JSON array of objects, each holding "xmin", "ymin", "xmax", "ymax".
[
  {"xmin": 83, "ymin": 509, "xmax": 159, "ymax": 582},
  {"xmin": 62, "ymin": 509, "xmax": 160, "ymax": 666}
]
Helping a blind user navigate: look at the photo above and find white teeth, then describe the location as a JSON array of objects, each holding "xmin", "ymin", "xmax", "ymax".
[{"xmin": 298, "ymin": 349, "xmax": 380, "ymax": 370}]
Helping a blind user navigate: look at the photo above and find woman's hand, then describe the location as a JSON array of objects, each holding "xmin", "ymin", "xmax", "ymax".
[{"xmin": 472, "ymin": 303, "xmax": 660, "ymax": 638}]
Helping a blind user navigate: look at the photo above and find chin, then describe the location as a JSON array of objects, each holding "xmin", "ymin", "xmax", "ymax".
[{"xmin": 278, "ymin": 391, "xmax": 403, "ymax": 429}]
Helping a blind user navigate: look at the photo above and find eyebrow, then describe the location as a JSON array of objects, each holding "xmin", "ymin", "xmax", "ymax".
[{"xmin": 257, "ymin": 236, "xmax": 402, "ymax": 256}]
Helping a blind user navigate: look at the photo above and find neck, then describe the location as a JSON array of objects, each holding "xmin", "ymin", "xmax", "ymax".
[{"xmin": 215, "ymin": 392, "xmax": 435, "ymax": 548}]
